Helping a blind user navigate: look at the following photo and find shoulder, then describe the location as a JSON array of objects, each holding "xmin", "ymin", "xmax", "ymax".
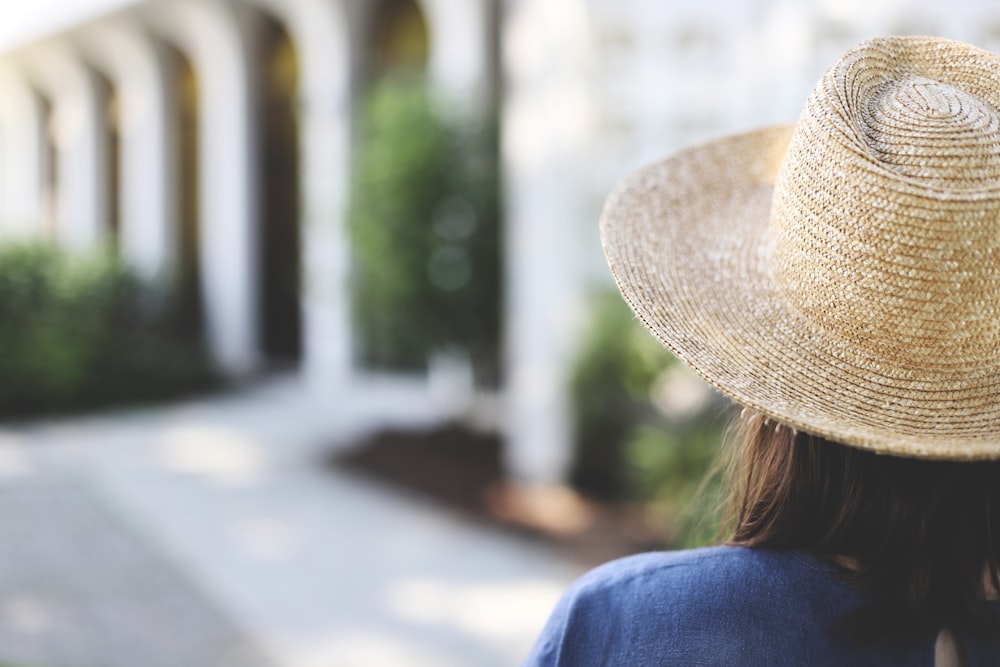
[
  {"xmin": 521, "ymin": 547, "xmax": 860, "ymax": 667},
  {"xmin": 558, "ymin": 546, "xmax": 841, "ymax": 619},
  {"xmin": 571, "ymin": 545, "xmax": 833, "ymax": 594}
]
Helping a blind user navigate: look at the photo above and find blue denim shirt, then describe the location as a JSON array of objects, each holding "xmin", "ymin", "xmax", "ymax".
[{"xmin": 522, "ymin": 546, "xmax": 1000, "ymax": 666}]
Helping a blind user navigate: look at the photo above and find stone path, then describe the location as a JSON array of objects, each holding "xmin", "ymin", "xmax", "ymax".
[
  {"xmin": 0, "ymin": 480, "xmax": 272, "ymax": 667},
  {"xmin": 0, "ymin": 378, "xmax": 584, "ymax": 667}
]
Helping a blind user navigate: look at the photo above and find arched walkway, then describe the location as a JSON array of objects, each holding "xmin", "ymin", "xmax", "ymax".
[
  {"xmin": 144, "ymin": 0, "xmax": 352, "ymax": 383},
  {"xmin": 24, "ymin": 45, "xmax": 109, "ymax": 252},
  {"xmin": 144, "ymin": 0, "xmax": 259, "ymax": 375},
  {"xmin": 82, "ymin": 20, "xmax": 174, "ymax": 279}
]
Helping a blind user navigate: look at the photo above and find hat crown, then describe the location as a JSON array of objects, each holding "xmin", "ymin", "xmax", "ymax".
[
  {"xmin": 770, "ymin": 37, "xmax": 1000, "ymax": 370},
  {"xmin": 860, "ymin": 75, "xmax": 1000, "ymax": 185}
]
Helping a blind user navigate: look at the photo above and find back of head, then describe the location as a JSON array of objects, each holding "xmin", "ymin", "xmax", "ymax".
[{"xmin": 726, "ymin": 411, "xmax": 1000, "ymax": 640}]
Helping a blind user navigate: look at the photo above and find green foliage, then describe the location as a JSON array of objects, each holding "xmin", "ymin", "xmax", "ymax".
[
  {"xmin": 623, "ymin": 419, "xmax": 728, "ymax": 548},
  {"xmin": 348, "ymin": 78, "xmax": 501, "ymax": 383},
  {"xmin": 0, "ymin": 244, "xmax": 217, "ymax": 417},
  {"xmin": 570, "ymin": 291, "xmax": 676, "ymax": 499},
  {"xmin": 570, "ymin": 289, "xmax": 730, "ymax": 547}
]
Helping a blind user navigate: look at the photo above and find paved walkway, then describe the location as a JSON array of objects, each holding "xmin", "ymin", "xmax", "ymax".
[{"xmin": 0, "ymin": 378, "xmax": 584, "ymax": 667}]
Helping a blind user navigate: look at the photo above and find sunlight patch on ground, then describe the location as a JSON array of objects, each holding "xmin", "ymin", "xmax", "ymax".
[
  {"xmin": 385, "ymin": 576, "xmax": 563, "ymax": 642},
  {"xmin": 234, "ymin": 517, "xmax": 302, "ymax": 562},
  {"xmin": 159, "ymin": 426, "xmax": 265, "ymax": 485},
  {"xmin": 0, "ymin": 594, "xmax": 53, "ymax": 636},
  {"xmin": 276, "ymin": 630, "xmax": 468, "ymax": 667},
  {"xmin": 0, "ymin": 434, "xmax": 31, "ymax": 477}
]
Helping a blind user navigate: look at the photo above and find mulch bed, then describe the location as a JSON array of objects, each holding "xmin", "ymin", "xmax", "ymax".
[{"xmin": 331, "ymin": 423, "xmax": 667, "ymax": 566}]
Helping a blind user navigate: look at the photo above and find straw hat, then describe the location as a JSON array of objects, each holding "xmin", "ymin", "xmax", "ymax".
[{"xmin": 601, "ymin": 36, "xmax": 1000, "ymax": 460}]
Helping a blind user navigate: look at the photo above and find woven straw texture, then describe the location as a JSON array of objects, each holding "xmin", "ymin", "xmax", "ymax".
[{"xmin": 601, "ymin": 36, "xmax": 1000, "ymax": 460}]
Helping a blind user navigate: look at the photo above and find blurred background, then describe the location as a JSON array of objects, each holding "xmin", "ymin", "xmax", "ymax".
[{"xmin": 0, "ymin": 1, "xmax": 996, "ymax": 665}]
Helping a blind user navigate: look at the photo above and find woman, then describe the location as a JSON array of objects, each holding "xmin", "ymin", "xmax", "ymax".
[{"xmin": 523, "ymin": 36, "xmax": 1000, "ymax": 666}]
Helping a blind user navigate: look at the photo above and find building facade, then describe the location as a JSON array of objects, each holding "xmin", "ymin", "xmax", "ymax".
[{"xmin": 1, "ymin": 0, "xmax": 999, "ymax": 485}]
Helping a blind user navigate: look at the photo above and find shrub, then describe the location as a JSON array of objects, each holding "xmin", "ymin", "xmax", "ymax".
[
  {"xmin": 348, "ymin": 78, "xmax": 502, "ymax": 384},
  {"xmin": 0, "ymin": 244, "xmax": 217, "ymax": 417},
  {"xmin": 570, "ymin": 289, "xmax": 731, "ymax": 547}
]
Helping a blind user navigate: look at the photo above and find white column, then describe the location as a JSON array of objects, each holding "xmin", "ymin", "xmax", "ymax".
[
  {"xmin": 502, "ymin": 0, "xmax": 593, "ymax": 484},
  {"xmin": 0, "ymin": 68, "xmax": 47, "ymax": 239},
  {"xmin": 295, "ymin": 3, "xmax": 354, "ymax": 391},
  {"xmin": 26, "ymin": 46, "xmax": 109, "ymax": 252},
  {"xmin": 146, "ymin": 1, "xmax": 259, "ymax": 375},
  {"xmin": 82, "ymin": 21, "xmax": 174, "ymax": 280},
  {"xmin": 419, "ymin": 0, "xmax": 494, "ymax": 106},
  {"xmin": 252, "ymin": 0, "xmax": 354, "ymax": 390}
]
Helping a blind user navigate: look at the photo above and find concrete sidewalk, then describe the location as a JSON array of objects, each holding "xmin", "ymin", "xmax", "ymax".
[{"xmin": 0, "ymin": 378, "xmax": 585, "ymax": 667}]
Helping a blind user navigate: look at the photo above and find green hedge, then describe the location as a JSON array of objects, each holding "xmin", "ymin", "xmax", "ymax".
[
  {"xmin": 570, "ymin": 290, "xmax": 730, "ymax": 547},
  {"xmin": 348, "ymin": 78, "xmax": 502, "ymax": 384},
  {"xmin": 0, "ymin": 245, "xmax": 217, "ymax": 417}
]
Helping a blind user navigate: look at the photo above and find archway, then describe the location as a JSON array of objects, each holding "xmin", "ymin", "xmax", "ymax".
[
  {"xmin": 372, "ymin": 0, "xmax": 430, "ymax": 80},
  {"xmin": 256, "ymin": 13, "xmax": 302, "ymax": 366},
  {"xmin": 165, "ymin": 43, "xmax": 203, "ymax": 337},
  {"xmin": 39, "ymin": 94, "xmax": 58, "ymax": 240},
  {"xmin": 237, "ymin": 0, "xmax": 355, "ymax": 386},
  {"xmin": 93, "ymin": 72, "xmax": 120, "ymax": 250}
]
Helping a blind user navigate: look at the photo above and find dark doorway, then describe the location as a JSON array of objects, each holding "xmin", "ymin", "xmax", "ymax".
[{"xmin": 256, "ymin": 14, "xmax": 302, "ymax": 366}]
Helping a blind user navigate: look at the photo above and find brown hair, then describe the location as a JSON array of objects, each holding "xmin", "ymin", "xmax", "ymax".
[{"xmin": 724, "ymin": 411, "xmax": 1000, "ymax": 640}]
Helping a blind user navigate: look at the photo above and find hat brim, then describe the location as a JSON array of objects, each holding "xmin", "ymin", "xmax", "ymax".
[{"xmin": 601, "ymin": 125, "xmax": 1000, "ymax": 460}]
